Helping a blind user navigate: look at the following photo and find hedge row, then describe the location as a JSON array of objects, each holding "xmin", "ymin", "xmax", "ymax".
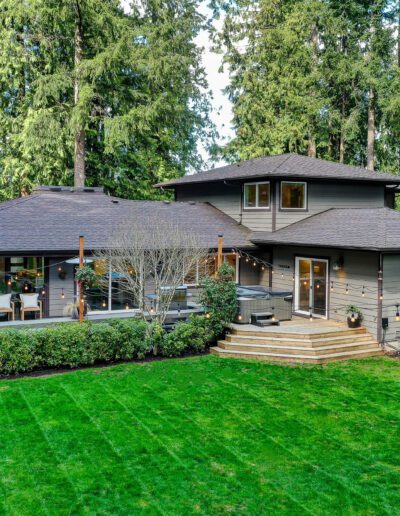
[{"xmin": 0, "ymin": 316, "xmax": 214, "ymax": 376}]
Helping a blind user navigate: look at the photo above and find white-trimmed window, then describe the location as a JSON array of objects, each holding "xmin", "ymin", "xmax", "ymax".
[
  {"xmin": 280, "ymin": 181, "xmax": 307, "ymax": 210},
  {"xmin": 243, "ymin": 182, "xmax": 270, "ymax": 209}
]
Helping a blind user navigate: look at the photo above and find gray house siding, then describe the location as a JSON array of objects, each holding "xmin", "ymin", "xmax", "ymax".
[
  {"xmin": 276, "ymin": 183, "xmax": 384, "ymax": 230},
  {"xmin": 270, "ymin": 246, "xmax": 380, "ymax": 339},
  {"xmin": 49, "ymin": 258, "xmax": 75, "ymax": 317},
  {"xmin": 382, "ymin": 254, "xmax": 400, "ymax": 344},
  {"xmin": 175, "ymin": 181, "xmax": 385, "ymax": 232}
]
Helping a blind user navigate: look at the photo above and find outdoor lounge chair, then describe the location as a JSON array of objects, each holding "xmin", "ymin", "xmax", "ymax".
[
  {"xmin": 20, "ymin": 293, "xmax": 42, "ymax": 320},
  {"xmin": 0, "ymin": 294, "xmax": 16, "ymax": 321}
]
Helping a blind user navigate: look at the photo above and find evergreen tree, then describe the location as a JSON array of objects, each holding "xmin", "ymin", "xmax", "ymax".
[
  {"xmin": 215, "ymin": 0, "xmax": 400, "ymax": 172},
  {"xmin": 0, "ymin": 0, "xmax": 212, "ymax": 200}
]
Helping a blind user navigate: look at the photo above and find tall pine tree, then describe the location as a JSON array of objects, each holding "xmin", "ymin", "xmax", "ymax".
[
  {"xmin": 215, "ymin": 0, "xmax": 400, "ymax": 172},
  {"xmin": 0, "ymin": 0, "xmax": 212, "ymax": 200}
]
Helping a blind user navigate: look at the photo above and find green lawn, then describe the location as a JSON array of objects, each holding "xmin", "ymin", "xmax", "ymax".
[{"xmin": 1, "ymin": 356, "xmax": 400, "ymax": 515}]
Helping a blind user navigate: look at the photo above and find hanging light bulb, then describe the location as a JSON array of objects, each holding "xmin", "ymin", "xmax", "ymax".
[
  {"xmin": 362, "ymin": 286, "xmax": 365, "ymax": 297},
  {"xmin": 351, "ymin": 313, "xmax": 356, "ymax": 323},
  {"xmin": 345, "ymin": 284, "xmax": 349, "ymax": 294},
  {"xmin": 292, "ymin": 273, "xmax": 295, "ymax": 282},
  {"xmin": 281, "ymin": 272, "xmax": 284, "ymax": 279},
  {"xmin": 261, "ymin": 265, "xmax": 265, "ymax": 271},
  {"xmin": 380, "ymin": 291, "xmax": 383, "ymax": 301},
  {"xmin": 102, "ymin": 299, "xmax": 107, "ymax": 308},
  {"xmin": 303, "ymin": 280, "xmax": 307, "ymax": 286},
  {"xmin": 245, "ymin": 257, "xmax": 249, "ymax": 263},
  {"xmin": 7, "ymin": 278, "xmax": 12, "ymax": 286},
  {"xmin": 396, "ymin": 305, "xmax": 400, "ymax": 321},
  {"xmin": 24, "ymin": 284, "xmax": 28, "ymax": 291},
  {"xmin": 61, "ymin": 289, "xmax": 65, "ymax": 299},
  {"xmin": 309, "ymin": 311, "xmax": 313, "ymax": 322},
  {"xmin": 58, "ymin": 266, "xmax": 62, "ymax": 272},
  {"xmin": 330, "ymin": 281, "xmax": 333, "ymax": 292},
  {"xmin": 41, "ymin": 288, "xmax": 46, "ymax": 296},
  {"xmin": 271, "ymin": 268, "xmax": 274, "ymax": 275},
  {"xmin": 253, "ymin": 261, "xmax": 257, "ymax": 267}
]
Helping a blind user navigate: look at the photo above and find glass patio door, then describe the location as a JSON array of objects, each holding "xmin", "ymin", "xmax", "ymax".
[{"xmin": 295, "ymin": 257, "xmax": 328, "ymax": 318}]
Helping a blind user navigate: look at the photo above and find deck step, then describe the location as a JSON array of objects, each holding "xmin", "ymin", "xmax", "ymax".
[
  {"xmin": 230, "ymin": 327, "xmax": 367, "ymax": 340},
  {"xmin": 218, "ymin": 340, "xmax": 380, "ymax": 356},
  {"xmin": 210, "ymin": 346, "xmax": 384, "ymax": 364},
  {"xmin": 225, "ymin": 333, "xmax": 374, "ymax": 347}
]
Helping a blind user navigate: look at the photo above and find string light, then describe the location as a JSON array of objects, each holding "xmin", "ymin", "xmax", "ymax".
[
  {"xmin": 61, "ymin": 289, "xmax": 65, "ymax": 299},
  {"xmin": 7, "ymin": 278, "xmax": 12, "ymax": 286},
  {"xmin": 362, "ymin": 286, "xmax": 365, "ymax": 297},
  {"xmin": 396, "ymin": 305, "xmax": 400, "ymax": 321},
  {"xmin": 102, "ymin": 299, "xmax": 107, "ymax": 308},
  {"xmin": 253, "ymin": 261, "xmax": 257, "ymax": 267},
  {"xmin": 309, "ymin": 310, "xmax": 313, "ymax": 322},
  {"xmin": 330, "ymin": 281, "xmax": 333, "ymax": 292},
  {"xmin": 41, "ymin": 288, "xmax": 46, "ymax": 296},
  {"xmin": 345, "ymin": 284, "xmax": 349, "ymax": 294}
]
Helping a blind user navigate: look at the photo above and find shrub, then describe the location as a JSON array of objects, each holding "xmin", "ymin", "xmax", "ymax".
[
  {"xmin": 200, "ymin": 262, "xmax": 237, "ymax": 337},
  {"xmin": 0, "ymin": 318, "xmax": 153, "ymax": 376},
  {"xmin": 160, "ymin": 315, "xmax": 213, "ymax": 357}
]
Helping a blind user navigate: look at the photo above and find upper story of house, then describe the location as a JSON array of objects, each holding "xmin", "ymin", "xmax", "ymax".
[{"xmin": 156, "ymin": 154, "xmax": 400, "ymax": 232}]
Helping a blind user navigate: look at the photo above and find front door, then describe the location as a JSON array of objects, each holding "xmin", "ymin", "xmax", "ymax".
[{"xmin": 295, "ymin": 257, "xmax": 328, "ymax": 318}]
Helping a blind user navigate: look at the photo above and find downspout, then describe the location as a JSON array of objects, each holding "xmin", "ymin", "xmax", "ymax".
[{"xmin": 377, "ymin": 252, "xmax": 383, "ymax": 344}]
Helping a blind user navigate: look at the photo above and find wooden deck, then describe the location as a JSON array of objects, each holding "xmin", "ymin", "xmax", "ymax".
[{"xmin": 211, "ymin": 319, "xmax": 384, "ymax": 364}]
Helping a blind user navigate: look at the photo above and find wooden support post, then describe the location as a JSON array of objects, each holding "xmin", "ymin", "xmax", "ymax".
[
  {"xmin": 217, "ymin": 234, "xmax": 224, "ymax": 269},
  {"xmin": 79, "ymin": 235, "xmax": 84, "ymax": 323}
]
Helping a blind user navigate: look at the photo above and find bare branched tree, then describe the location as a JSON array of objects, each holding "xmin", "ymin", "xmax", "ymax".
[{"xmin": 93, "ymin": 221, "xmax": 209, "ymax": 326}]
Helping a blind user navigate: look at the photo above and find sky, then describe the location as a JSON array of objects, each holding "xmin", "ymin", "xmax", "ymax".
[{"xmin": 120, "ymin": 1, "xmax": 233, "ymax": 167}]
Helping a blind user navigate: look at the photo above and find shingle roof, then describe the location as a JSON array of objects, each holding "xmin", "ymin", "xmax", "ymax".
[
  {"xmin": 0, "ymin": 189, "xmax": 254, "ymax": 253},
  {"xmin": 155, "ymin": 153, "xmax": 400, "ymax": 187},
  {"xmin": 251, "ymin": 208, "xmax": 400, "ymax": 251}
]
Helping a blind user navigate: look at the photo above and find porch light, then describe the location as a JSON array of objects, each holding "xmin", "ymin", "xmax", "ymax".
[{"xmin": 396, "ymin": 305, "xmax": 399, "ymax": 321}]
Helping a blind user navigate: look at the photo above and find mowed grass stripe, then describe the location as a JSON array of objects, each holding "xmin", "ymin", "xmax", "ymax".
[
  {"xmin": 1, "ymin": 355, "xmax": 400, "ymax": 514},
  {"xmin": 219, "ymin": 376, "xmax": 394, "ymax": 514},
  {"xmin": 98, "ymin": 375, "xmax": 311, "ymax": 515},
  {"xmin": 0, "ymin": 389, "xmax": 76, "ymax": 515},
  {"xmin": 20, "ymin": 382, "xmax": 157, "ymax": 515},
  {"xmin": 60, "ymin": 380, "xmax": 209, "ymax": 515}
]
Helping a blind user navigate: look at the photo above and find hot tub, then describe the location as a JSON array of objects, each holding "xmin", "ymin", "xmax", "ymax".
[{"xmin": 235, "ymin": 285, "xmax": 293, "ymax": 324}]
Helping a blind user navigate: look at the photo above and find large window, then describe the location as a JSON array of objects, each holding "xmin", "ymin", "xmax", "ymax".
[
  {"xmin": 243, "ymin": 182, "xmax": 270, "ymax": 209},
  {"xmin": 280, "ymin": 181, "xmax": 307, "ymax": 210},
  {"xmin": 184, "ymin": 254, "xmax": 239, "ymax": 286}
]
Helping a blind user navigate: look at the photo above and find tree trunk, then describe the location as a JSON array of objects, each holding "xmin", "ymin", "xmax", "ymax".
[
  {"xmin": 74, "ymin": 1, "xmax": 85, "ymax": 188},
  {"xmin": 308, "ymin": 136, "xmax": 316, "ymax": 158},
  {"xmin": 367, "ymin": 87, "xmax": 375, "ymax": 171},
  {"xmin": 339, "ymin": 95, "xmax": 346, "ymax": 163}
]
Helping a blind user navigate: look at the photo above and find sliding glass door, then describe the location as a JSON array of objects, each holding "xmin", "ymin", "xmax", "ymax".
[{"xmin": 295, "ymin": 257, "xmax": 328, "ymax": 318}]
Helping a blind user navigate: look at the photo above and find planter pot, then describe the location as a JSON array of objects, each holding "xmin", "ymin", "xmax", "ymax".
[{"xmin": 347, "ymin": 316, "xmax": 361, "ymax": 328}]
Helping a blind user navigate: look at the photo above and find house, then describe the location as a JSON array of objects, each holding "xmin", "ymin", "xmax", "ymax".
[
  {"xmin": 156, "ymin": 153, "xmax": 400, "ymax": 347},
  {"xmin": 1, "ymin": 153, "xmax": 400, "ymax": 348}
]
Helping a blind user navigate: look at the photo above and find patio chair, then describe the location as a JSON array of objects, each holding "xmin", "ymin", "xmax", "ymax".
[
  {"xmin": 0, "ymin": 294, "xmax": 15, "ymax": 321},
  {"xmin": 20, "ymin": 293, "xmax": 42, "ymax": 321}
]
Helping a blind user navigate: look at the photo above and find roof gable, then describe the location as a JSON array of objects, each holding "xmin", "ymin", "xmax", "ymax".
[
  {"xmin": 0, "ymin": 191, "xmax": 254, "ymax": 253},
  {"xmin": 156, "ymin": 154, "xmax": 400, "ymax": 188}
]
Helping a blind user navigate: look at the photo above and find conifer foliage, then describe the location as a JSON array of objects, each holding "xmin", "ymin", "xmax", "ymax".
[
  {"xmin": 215, "ymin": 0, "xmax": 400, "ymax": 172},
  {"xmin": 0, "ymin": 0, "xmax": 212, "ymax": 200}
]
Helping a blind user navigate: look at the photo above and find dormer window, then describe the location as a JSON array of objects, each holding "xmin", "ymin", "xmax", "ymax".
[
  {"xmin": 280, "ymin": 181, "xmax": 307, "ymax": 210},
  {"xmin": 243, "ymin": 182, "xmax": 270, "ymax": 209}
]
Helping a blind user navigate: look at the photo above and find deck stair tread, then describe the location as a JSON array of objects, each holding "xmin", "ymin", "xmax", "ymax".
[
  {"xmin": 219, "ymin": 340, "xmax": 379, "ymax": 352},
  {"xmin": 211, "ymin": 346, "xmax": 383, "ymax": 363},
  {"xmin": 214, "ymin": 322, "xmax": 382, "ymax": 363},
  {"xmin": 226, "ymin": 333, "xmax": 372, "ymax": 344}
]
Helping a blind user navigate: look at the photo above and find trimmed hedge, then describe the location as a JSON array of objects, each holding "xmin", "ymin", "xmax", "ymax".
[
  {"xmin": 160, "ymin": 315, "xmax": 214, "ymax": 357},
  {"xmin": 0, "ymin": 319, "xmax": 150, "ymax": 375}
]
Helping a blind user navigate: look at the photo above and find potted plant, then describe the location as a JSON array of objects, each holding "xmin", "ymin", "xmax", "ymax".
[
  {"xmin": 75, "ymin": 265, "xmax": 98, "ymax": 290},
  {"xmin": 345, "ymin": 305, "xmax": 363, "ymax": 328}
]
